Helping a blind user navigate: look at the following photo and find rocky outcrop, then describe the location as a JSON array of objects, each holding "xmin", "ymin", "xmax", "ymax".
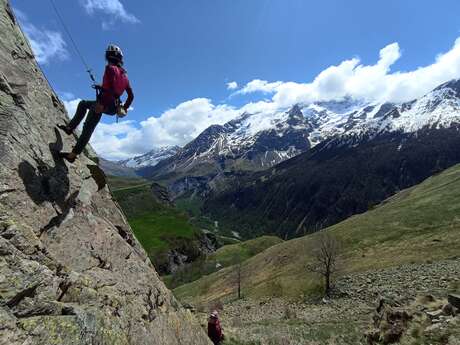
[
  {"xmin": 365, "ymin": 296, "xmax": 460, "ymax": 345},
  {"xmin": 151, "ymin": 182, "xmax": 174, "ymax": 206},
  {"xmin": 0, "ymin": 2, "xmax": 210, "ymax": 344},
  {"xmin": 448, "ymin": 294, "xmax": 460, "ymax": 309},
  {"xmin": 366, "ymin": 299, "xmax": 413, "ymax": 344},
  {"xmin": 156, "ymin": 232, "xmax": 219, "ymax": 275}
]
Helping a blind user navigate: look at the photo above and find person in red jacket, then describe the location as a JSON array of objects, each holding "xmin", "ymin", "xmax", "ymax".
[
  {"xmin": 58, "ymin": 44, "xmax": 134, "ymax": 163},
  {"xmin": 207, "ymin": 310, "xmax": 224, "ymax": 345}
]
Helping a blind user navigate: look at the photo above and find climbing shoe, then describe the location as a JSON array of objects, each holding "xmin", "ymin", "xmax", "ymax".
[{"xmin": 58, "ymin": 152, "xmax": 77, "ymax": 164}]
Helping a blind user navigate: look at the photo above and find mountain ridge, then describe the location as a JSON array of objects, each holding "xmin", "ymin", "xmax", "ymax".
[
  {"xmin": 140, "ymin": 79, "xmax": 460, "ymax": 200},
  {"xmin": 120, "ymin": 145, "xmax": 180, "ymax": 169},
  {"xmin": 204, "ymin": 125, "xmax": 460, "ymax": 238}
]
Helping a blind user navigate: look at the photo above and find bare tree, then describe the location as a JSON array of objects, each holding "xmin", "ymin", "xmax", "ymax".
[
  {"xmin": 306, "ymin": 232, "xmax": 341, "ymax": 297},
  {"xmin": 237, "ymin": 261, "xmax": 242, "ymax": 299},
  {"xmin": 233, "ymin": 253, "xmax": 243, "ymax": 299}
]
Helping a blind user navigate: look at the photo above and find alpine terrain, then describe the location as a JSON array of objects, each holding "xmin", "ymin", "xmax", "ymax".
[
  {"xmin": 175, "ymin": 162, "xmax": 460, "ymax": 344},
  {"xmin": 120, "ymin": 145, "xmax": 180, "ymax": 169},
  {"xmin": 142, "ymin": 79, "xmax": 460, "ymax": 238},
  {"xmin": 143, "ymin": 81, "xmax": 460, "ymax": 207},
  {"xmin": 204, "ymin": 80, "xmax": 460, "ymax": 237},
  {"xmin": 99, "ymin": 146, "xmax": 180, "ymax": 177}
]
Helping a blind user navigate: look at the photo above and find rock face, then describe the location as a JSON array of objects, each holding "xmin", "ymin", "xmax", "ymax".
[
  {"xmin": 0, "ymin": 2, "xmax": 210, "ymax": 344},
  {"xmin": 151, "ymin": 182, "xmax": 174, "ymax": 206}
]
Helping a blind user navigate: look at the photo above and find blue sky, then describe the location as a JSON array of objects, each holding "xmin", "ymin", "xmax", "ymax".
[{"xmin": 11, "ymin": 0, "xmax": 460, "ymax": 160}]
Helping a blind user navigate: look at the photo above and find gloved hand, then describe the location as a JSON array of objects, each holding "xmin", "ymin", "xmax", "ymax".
[{"xmin": 117, "ymin": 106, "xmax": 128, "ymax": 118}]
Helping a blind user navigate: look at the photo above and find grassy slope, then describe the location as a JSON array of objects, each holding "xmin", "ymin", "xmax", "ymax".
[
  {"xmin": 165, "ymin": 236, "xmax": 283, "ymax": 289},
  {"xmin": 210, "ymin": 236, "xmax": 283, "ymax": 267},
  {"xmin": 175, "ymin": 194, "xmax": 246, "ymax": 241},
  {"xmin": 107, "ymin": 175, "xmax": 150, "ymax": 190},
  {"xmin": 175, "ymin": 164, "xmax": 460, "ymax": 303},
  {"xmin": 108, "ymin": 176, "xmax": 200, "ymax": 262}
]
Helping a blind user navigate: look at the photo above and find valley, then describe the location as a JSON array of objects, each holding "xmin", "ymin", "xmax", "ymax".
[
  {"xmin": 108, "ymin": 79, "xmax": 460, "ymax": 241},
  {"xmin": 175, "ymin": 162, "xmax": 460, "ymax": 302},
  {"xmin": 97, "ymin": 78, "xmax": 460, "ymax": 345},
  {"xmin": 108, "ymin": 175, "xmax": 221, "ymax": 275},
  {"xmin": 172, "ymin": 161, "xmax": 460, "ymax": 345},
  {"xmin": 103, "ymin": 118, "xmax": 460, "ymax": 344}
]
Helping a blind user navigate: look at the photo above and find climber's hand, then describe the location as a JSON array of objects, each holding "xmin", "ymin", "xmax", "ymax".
[{"xmin": 117, "ymin": 106, "xmax": 128, "ymax": 118}]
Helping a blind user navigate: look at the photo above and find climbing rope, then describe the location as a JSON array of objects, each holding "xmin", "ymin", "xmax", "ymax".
[{"xmin": 48, "ymin": 0, "xmax": 97, "ymax": 83}]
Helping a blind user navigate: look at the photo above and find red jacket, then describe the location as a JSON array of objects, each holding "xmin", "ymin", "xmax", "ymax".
[
  {"xmin": 101, "ymin": 64, "xmax": 134, "ymax": 110},
  {"xmin": 207, "ymin": 319, "xmax": 223, "ymax": 344}
]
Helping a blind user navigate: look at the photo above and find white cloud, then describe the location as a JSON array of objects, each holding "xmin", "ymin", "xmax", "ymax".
[
  {"xmin": 226, "ymin": 81, "xmax": 238, "ymax": 90},
  {"xmin": 73, "ymin": 38, "xmax": 460, "ymax": 160},
  {"xmin": 237, "ymin": 79, "xmax": 283, "ymax": 95},
  {"xmin": 14, "ymin": 8, "xmax": 68, "ymax": 64},
  {"xmin": 239, "ymin": 40, "xmax": 460, "ymax": 105},
  {"xmin": 82, "ymin": 0, "xmax": 140, "ymax": 29},
  {"xmin": 63, "ymin": 98, "xmax": 81, "ymax": 118},
  {"xmin": 87, "ymin": 98, "xmax": 239, "ymax": 160}
]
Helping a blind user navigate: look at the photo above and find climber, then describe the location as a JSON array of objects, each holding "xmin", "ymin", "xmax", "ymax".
[
  {"xmin": 207, "ymin": 310, "xmax": 224, "ymax": 345},
  {"xmin": 57, "ymin": 44, "xmax": 134, "ymax": 163}
]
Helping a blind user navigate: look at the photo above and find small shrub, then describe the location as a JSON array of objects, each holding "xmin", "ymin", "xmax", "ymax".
[
  {"xmin": 283, "ymin": 305, "xmax": 296, "ymax": 320},
  {"xmin": 267, "ymin": 279, "xmax": 284, "ymax": 297}
]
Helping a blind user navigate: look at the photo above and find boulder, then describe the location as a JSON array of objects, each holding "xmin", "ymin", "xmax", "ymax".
[
  {"xmin": 368, "ymin": 299, "xmax": 412, "ymax": 345},
  {"xmin": 442, "ymin": 303, "xmax": 456, "ymax": 317},
  {"xmin": 426, "ymin": 309, "xmax": 444, "ymax": 320},
  {"xmin": 0, "ymin": 1, "xmax": 211, "ymax": 344},
  {"xmin": 448, "ymin": 294, "xmax": 460, "ymax": 309}
]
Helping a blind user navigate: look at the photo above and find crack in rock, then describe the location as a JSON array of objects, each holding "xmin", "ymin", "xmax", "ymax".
[{"xmin": 6, "ymin": 283, "xmax": 39, "ymax": 308}]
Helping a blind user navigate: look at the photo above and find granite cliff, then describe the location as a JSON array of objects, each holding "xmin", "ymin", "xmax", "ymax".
[{"xmin": 0, "ymin": 1, "xmax": 210, "ymax": 344}]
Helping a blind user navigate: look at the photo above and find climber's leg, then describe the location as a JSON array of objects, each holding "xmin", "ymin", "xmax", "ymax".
[
  {"xmin": 72, "ymin": 106, "xmax": 102, "ymax": 156},
  {"xmin": 58, "ymin": 100, "xmax": 95, "ymax": 135},
  {"xmin": 59, "ymin": 103, "xmax": 102, "ymax": 163}
]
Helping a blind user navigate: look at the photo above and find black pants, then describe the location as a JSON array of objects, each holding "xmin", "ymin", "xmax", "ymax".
[{"xmin": 68, "ymin": 100, "xmax": 102, "ymax": 155}]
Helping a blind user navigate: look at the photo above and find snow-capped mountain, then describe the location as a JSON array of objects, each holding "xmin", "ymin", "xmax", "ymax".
[
  {"xmin": 202, "ymin": 79, "xmax": 460, "ymax": 238},
  {"xmin": 304, "ymin": 79, "xmax": 460, "ymax": 145},
  {"xmin": 119, "ymin": 146, "xmax": 181, "ymax": 169},
  {"xmin": 137, "ymin": 80, "xmax": 460, "ymax": 197},
  {"xmin": 141, "ymin": 105, "xmax": 315, "ymax": 181},
  {"xmin": 144, "ymin": 79, "xmax": 460, "ymax": 187}
]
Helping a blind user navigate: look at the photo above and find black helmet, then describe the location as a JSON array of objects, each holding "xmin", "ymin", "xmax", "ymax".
[{"xmin": 105, "ymin": 44, "xmax": 123, "ymax": 63}]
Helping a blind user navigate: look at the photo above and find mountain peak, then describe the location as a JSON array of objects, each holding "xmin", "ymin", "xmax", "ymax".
[
  {"xmin": 144, "ymin": 78, "xmax": 460, "ymax": 185},
  {"xmin": 434, "ymin": 78, "xmax": 460, "ymax": 92}
]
